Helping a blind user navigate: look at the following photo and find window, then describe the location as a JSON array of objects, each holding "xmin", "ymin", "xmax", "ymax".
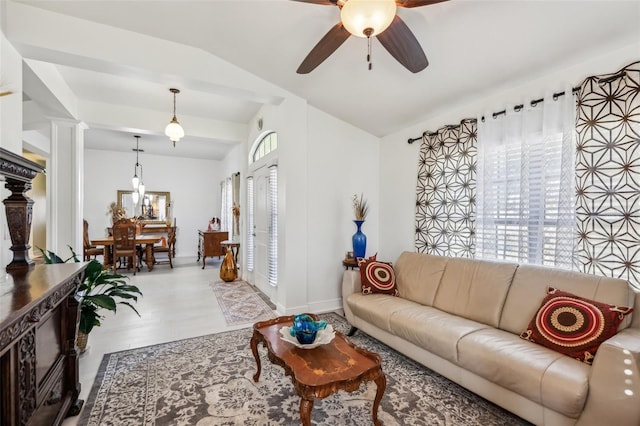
[
  {"xmin": 268, "ymin": 165, "xmax": 278, "ymax": 286},
  {"xmin": 246, "ymin": 176, "xmax": 254, "ymax": 272},
  {"xmin": 252, "ymin": 132, "xmax": 278, "ymax": 164},
  {"xmin": 476, "ymin": 94, "xmax": 576, "ymax": 269}
]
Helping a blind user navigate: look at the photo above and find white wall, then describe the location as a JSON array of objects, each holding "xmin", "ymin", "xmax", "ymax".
[
  {"xmin": 262, "ymin": 97, "xmax": 311, "ymax": 315},
  {"xmin": 84, "ymin": 149, "xmax": 226, "ymax": 258},
  {"xmin": 0, "ymin": 10, "xmax": 24, "ymax": 267},
  {"xmin": 379, "ymin": 42, "xmax": 640, "ymax": 262},
  {"xmin": 306, "ymin": 106, "xmax": 380, "ymax": 313},
  {"xmin": 242, "ymin": 100, "xmax": 380, "ymax": 315}
]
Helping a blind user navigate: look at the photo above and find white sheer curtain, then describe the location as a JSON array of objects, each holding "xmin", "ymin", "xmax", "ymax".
[
  {"xmin": 476, "ymin": 88, "xmax": 576, "ymax": 269},
  {"xmin": 220, "ymin": 177, "xmax": 232, "ymax": 234}
]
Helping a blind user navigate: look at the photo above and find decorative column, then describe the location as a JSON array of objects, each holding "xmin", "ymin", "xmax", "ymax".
[
  {"xmin": 0, "ymin": 148, "xmax": 44, "ymax": 271},
  {"xmin": 48, "ymin": 119, "xmax": 85, "ymax": 256}
]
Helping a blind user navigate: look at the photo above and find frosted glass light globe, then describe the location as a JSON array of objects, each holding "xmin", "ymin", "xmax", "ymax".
[
  {"xmin": 341, "ymin": 0, "xmax": 397, "ymax": 38},
  {"xmin": 165, "ymin": 118, "xmax": 184, "ymax": 142}
]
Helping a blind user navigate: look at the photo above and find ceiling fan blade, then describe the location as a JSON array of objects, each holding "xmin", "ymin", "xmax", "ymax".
[
  {"xmin": 396, "ymin": 0, "xmax": 449, "ymax": 8},
  {"xmin": 376, "ymin": 15, "xmax": 428, "ymax": 73},
  {"xmin": 290, "ymin": 0, "xmax": 337, "ymax": 5},
  {"xmin": 297, "ymin": 23, "xmax": 351, "ymax": 74}
]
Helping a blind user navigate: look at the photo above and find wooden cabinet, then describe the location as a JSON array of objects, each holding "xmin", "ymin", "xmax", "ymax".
[
  {"xmin": 0, "ymin": 263, "xmax": 87, "ymax": 426},
  {"xmin": 197, "ymin": 230, "xmax": 228, "ymax": 269}
]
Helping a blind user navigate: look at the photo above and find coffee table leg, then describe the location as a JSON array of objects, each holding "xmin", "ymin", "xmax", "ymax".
[
  {"xmin": 250, "ymin": 333, "xmax": 262, "ymax": 382},
  {"xmin": 300, "ymin": 398, "xmax": 313, "ymax": 426},
  {"xmin": 372, "ymin": 373, "xmax": 386, "ymax": 426}
]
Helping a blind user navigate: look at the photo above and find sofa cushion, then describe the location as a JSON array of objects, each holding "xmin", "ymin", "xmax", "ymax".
[
  {"xmin": 346, "ymin": 293, "xmax": 421, "ymax": 334},
  {"xmin": 394, "ymin": 252, "xmax": 449, "ymax": 306},
  {"xmin": 458, "ymin": 328, "xmax": 590, "ymax": 418},
  {"xmin": 500, "ymin": 264, "xmax": 635, "ymax": 335},
  {"xmin": 521, "ymin": 286, "xmax": 633, "ymax": 364},
  {"xmin": 389, "ymin": 305, "xmax": 490, "ymax": 363},
  {"xmin": 432, "ymin": 257, "xmax": 517, "ymax": 327},
  {"xmin": 358, "ymin": 258, "xmax": 398, "ymax": 296}
]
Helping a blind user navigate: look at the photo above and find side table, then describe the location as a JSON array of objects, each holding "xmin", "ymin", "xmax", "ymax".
[
  {"xmin": 221, "ymin": 240, "xmax": 240, "ymax": 264},
  {"xmin": 342, "ymin": 258, "xmax": 359, "ymax": 270}
]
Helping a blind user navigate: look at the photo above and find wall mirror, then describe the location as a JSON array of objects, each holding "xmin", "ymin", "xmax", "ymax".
[{"xmin": 117, "ymin": 190, "xmax": 171, "ymax": 224}]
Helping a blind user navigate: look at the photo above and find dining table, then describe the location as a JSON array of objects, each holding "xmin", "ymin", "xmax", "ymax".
[{"xmin": 91, "ymin": 234, "xmax": 163, "ymax": 271}]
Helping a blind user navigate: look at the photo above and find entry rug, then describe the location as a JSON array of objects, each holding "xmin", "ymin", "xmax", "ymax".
[
  {"xmin": 211, "ymin": 280, "xmax": 276, "ymax": 325},
  {"xmin": 78, "ymin": 313, "xmax": 532, "ymax": 425}
]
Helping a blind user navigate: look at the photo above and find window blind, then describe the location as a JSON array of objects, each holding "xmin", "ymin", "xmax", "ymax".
[
  {"xmin": 246, "ymin": 176, "xmax": 254, "ymax": 272},
  {"xmin": 268, "ymin": 165, "xmax": 278, "ymax": 286}
]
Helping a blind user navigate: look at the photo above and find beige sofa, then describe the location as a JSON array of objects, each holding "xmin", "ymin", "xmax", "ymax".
[{"xmin": 342, "ymin": 251, "xmax": 640, "ymax": 426}]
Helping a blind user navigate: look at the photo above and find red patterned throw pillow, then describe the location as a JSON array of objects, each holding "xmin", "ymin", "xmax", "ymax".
[
  {"xmin": 357, "ymin": 258, "xmax": 398, "ymax": 296},
  {"xmin": 520, "ymin": 287, "xmax": 633, "ymax": 364}
]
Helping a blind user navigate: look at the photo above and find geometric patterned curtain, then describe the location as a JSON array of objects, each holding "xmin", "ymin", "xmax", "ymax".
[
  {"xmin": 415, "ymin": 119, "xmax": 477, "ymax": 257},
  {"xmin": 575, "ymin": 60, "xmax": 640, "ymax": 290}
]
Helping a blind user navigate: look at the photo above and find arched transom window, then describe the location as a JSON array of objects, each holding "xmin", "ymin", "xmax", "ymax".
[{"xmin": 251, "ymin": 132, "xmax": 277, "ymax": 163}]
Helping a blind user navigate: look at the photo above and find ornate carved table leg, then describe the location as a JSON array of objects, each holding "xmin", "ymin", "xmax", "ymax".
[
  {"xmin": 145, "ymin": 244, "xmax": 155, "ymax": 271},
  {"xmin": 372, "ymin": 372, "xmax": 387, "ymax": 426},
  {"xmin": 65, "ymin": 289, "xmax": 84, "ymax": 416},
  {"xmin": 300, "ymin": 398, "xmax": 314, "ymax": 426},
  {"xmin": 250, "ymin": 331, "xmax": 262, "ymax": 382}
]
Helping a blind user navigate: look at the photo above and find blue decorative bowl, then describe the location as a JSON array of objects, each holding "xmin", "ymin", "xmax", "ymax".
[
  {"xmin": 295, "ymin": 329, "xmax": 318, "ymax": 345},
  {"xmin": 289, "ymin": 314, "xmax": 328, "ymax": 342}
]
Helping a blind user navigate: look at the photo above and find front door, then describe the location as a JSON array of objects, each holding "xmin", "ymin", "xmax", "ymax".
[{"xmin": 253, "ymin": 166, "xmax": 274, "ymax": 301}]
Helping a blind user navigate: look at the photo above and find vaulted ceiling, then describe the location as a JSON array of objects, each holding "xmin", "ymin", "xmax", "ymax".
[{"xmin": 9, "ymin": 0, "xmax": 640, "ymax": 160}]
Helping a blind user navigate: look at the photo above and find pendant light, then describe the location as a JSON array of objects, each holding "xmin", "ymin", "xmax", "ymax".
[
  {"xmin": 165, "ymin": 88, "xmax": 184, "ymax": 147},
  {"xmin": 132, "ymin": 135, "xmax": 146, "ymax": 201}
]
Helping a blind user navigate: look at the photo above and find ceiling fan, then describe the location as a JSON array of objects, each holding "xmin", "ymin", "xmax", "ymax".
[{"xmin": 293, "ymin": 0, "xmax": 448, "ymax": 74}]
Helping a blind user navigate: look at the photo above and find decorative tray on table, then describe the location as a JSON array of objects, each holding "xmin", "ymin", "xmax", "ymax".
[{"xmin": 279, "ymin": 324, "xmax": 336, "ymax": 349}]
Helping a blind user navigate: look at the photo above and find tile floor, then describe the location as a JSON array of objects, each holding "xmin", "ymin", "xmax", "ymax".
[{"xmin": 62, "ymin": 256, "xmax": 256, "ymax": 425}]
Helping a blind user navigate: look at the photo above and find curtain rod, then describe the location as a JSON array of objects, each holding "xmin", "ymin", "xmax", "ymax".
[{"xmin": 407, "ymin": 86, "xmax": 580, "ymax": 144}]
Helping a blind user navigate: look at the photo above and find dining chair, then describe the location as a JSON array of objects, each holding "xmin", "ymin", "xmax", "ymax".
[
  {"xmin": 112, "ymin": 218, "xmax": 138, "ymax": 275},
  {"xmin": 153, "ymin": 226, "xmax": 176, "ymax": 268},
  {"xmin": 83, "ymin": 219, "xmax": 103, "ymax": 261}
]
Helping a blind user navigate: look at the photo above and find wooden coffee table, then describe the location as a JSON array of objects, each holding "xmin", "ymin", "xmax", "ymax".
[{"xmin": 251, "ymin": 314, "xmax": 386, "ymax": 426}]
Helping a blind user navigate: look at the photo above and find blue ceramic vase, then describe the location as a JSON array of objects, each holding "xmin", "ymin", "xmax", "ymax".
[{"xmin": 352, "ymin": 220, "xmax": 367, "ymax": 259}]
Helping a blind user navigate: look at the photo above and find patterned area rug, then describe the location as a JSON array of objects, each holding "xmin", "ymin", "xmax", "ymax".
[
  {"xmin": 211, "ymin": 280, "xmax": 276, "ymax": 325},
  {"xmin": 78, "ymin": 313, "xmax": 532, "ymax": 426}
]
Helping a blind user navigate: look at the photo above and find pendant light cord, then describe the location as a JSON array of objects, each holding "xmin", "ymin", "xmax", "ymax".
[{"xmin": 172, "ymin": 91, "xmax": 177, "ymax": 119}]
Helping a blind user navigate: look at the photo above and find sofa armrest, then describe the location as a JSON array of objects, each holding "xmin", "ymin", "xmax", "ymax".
[
  {"xmin": 577, "ymin": 328, "xmax": 640, "ymax": 426},
  {"xmin": 342, "ymin": 270, "xmax": 361, "ymax": 300}
]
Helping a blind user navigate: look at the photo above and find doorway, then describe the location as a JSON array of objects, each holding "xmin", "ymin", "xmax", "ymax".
[
  {"xmin": 253, "ymin": 165, "xmax": 273, "ymax": 300},
  {"xmin": 247, "ymin": 131, "xmax": 278, "ymax": 302}
]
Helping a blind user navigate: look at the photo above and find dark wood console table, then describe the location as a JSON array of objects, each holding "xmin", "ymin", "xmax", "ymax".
[
  {"xmin": 197, "ymin": 230, "xmax": 227, "ymax": 269},
  {"xmin": 0, "ymin": 262, "xmax": 88, "ymax": 425}
]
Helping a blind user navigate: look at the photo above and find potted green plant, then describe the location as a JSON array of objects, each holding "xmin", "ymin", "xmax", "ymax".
[{"xmin": 39, "ymin": 247, "xmax": 142, "ymax": 351}]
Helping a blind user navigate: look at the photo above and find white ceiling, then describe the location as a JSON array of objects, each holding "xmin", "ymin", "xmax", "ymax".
[{"xmin": 11, "ymin": 0, "xmax": 640, "ymax": 160}]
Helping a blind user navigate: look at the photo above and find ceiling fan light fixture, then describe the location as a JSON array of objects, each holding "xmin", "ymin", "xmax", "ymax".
[{"xmin": 340, "ymin": 0, "xmax": 397, "ymax": 38}]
